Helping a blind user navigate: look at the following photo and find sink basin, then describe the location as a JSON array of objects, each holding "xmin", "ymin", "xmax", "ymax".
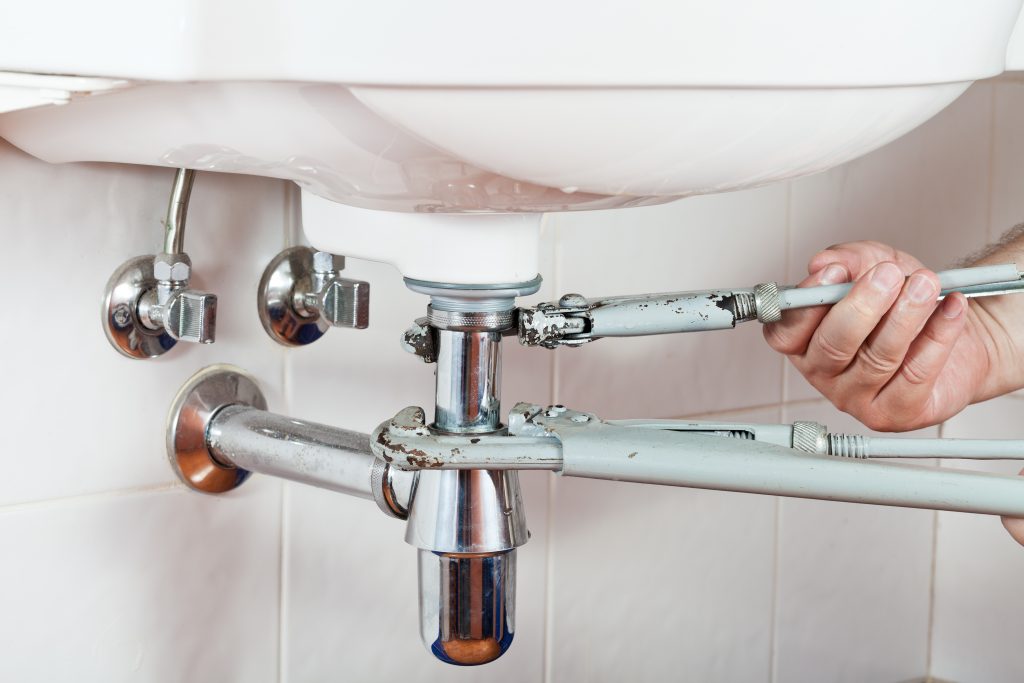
[
  {"xmin": 2, "ymin": 0, "xmax": 1023, "ymax": 283},
  {"xmin": 1, "ymin": 0, "xmax": 1023, "ymax": 214}
]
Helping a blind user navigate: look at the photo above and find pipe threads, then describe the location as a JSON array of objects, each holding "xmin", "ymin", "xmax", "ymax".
[
  {"xmin": 731, "ymin": 292, "xmax": 758, "ymax": 322},
  {"xmin": 827, "ymin": 433, "xmax": 869, "ymax": 458},
  {"xmin": 713, "ymin": 429, "xmax": 755, "ymax": 440}
]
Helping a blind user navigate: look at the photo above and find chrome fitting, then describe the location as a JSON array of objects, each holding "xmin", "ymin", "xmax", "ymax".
[
  {"xmin": 426, "ymin": 306, "xmax": 517, "ymax": 332},
  {"xmin": 258, "ymin": 246, "xmax": 370, "ymax": 347},
  {"xmin": 102, "ymin": 168, "xmax": 218, "ymax": 359}
]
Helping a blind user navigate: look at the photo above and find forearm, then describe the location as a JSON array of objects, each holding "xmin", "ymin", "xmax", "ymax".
[{"xmin": 965, "ymin": 224, "xmax": 1024, "ymax": 400}]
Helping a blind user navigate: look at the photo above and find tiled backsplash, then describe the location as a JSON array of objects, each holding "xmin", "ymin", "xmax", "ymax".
[{"xmin": 3, "ymin": 76, "xmax": 1024, "ymax": 682}]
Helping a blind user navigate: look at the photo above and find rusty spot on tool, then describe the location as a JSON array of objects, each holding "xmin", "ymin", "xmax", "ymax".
[
  {"xmin": 377, "ymin": 429, "xmax": 439, "ymax": 468},
  {"xmin": 406, "ymin": 454, "xmax": 444, "ymax": 468}
]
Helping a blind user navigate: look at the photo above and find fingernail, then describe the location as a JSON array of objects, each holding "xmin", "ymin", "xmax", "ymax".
[
  {"xmin": 819, "ymin": 264, "xmax": 848, "ymax": 285},
  {"xmin": 942, "ymin": 294, "xmax": 964, "ymax": 319},
  {"xmin": 870, "ymin": 262, "xmax": 903, "ymax": 291},
  {"xmin": 907, "ymin": 273, "xmax": 937, "ymax": 304}
]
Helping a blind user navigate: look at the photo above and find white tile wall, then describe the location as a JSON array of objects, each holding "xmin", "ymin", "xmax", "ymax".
[
  {"xmin": 931, "ymin": 397, "xmax": 1024, "ymax": 683},
  {"xmin": 4, "ymin": 75, "xmax": 1024, "ymax": 683},
  {"xmin": 990, "ymin": 76, "xmax": 1024, "ymax": 242},
  {"xmin": 0, "ymin": 479, "xmax": 282, "ymax": 683},
  {"xmin": 546, "ymin": 405, "xmax": 780, "ymax": 683},
  {"xmin": 774, "ymin": 402, "xmax": 937, "ymax": 683}
]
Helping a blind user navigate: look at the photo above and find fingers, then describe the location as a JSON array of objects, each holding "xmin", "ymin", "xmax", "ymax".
[
  {"xmin": 763, "ymin": 263, "xmax": 849, "ymax": 356},
  {"xmin": 842, "ymin": 270, "xmax": 941, "ymax": 385},
  {"xmin": 860, "ymin": 292, "xmax": 970, "ymax": 428},
  {"xmin": 801, "ymin": 261, "xmax": 905, "ymax": 378},
  {"xmin": 808, "ymin": 241, "xmax": 926, "ymax": 279},
  {"xmin": 872, "ymin": 292, "xmax": 966, "ymax": 405},
  {"xmin": 808, "ymin": 248, "xmax": 864, "ymax": 279}
]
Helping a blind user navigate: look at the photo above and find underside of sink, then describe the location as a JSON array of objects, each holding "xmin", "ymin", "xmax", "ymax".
[
  {"xmin": 1, "ymin": 0, "xmax": 1023, "ymax": 213},
  {"xmin": 0, "ymin": 80, "xmax": 972, "ymax": 213}
]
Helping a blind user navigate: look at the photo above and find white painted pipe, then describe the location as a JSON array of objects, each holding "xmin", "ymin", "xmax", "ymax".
[
  {"xmin": 555, "ymin": 423, "xmax": 1024, "ymax": 516},
  {"xmin": 779, "ymin": 264, "xmax": 1021, "ymax": 310}
]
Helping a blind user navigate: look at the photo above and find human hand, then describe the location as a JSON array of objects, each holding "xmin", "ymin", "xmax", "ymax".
[{"xmin": 762, "ymin": 241, "xmax": 992, "ymax": 432}]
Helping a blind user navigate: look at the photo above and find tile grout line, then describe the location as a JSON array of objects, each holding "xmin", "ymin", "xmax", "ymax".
[
  {"xmin": 985, "ymin": 82, "xmax": 999, "ymax": 242},
  {"xmin": 0, "ymin": 482, "xmax": 184, "ymax": 515},
  {"xmin": 769, "ymin": 401, "xmax": 792, "ymax": 683},
  {"xmin": 669, "ymin": 395, "xmax": 830, "ymax": 422},
  {"xmin": 769, "ymin": 495, "xmax": 783, "ymax": 683},
  {"xmin": 542, "ymin": 215, "xmax": 560, "ymax": 683},
  {"xmin": 780, "ymin": 181, "xmax": 794, "ymax": 407},
  {"xmin": 278, "ymin": 179, "xmax": 297, "ymax": 683},
  {"xmin": 925, "ymin": 421, "xmax": 947, "ymax": 679},
  {"xmin": 277, "ymin": 483, "xmax": 291, "ymax": 683},
  {"xmin": 770, "ymin": 185, "xmax": 794, "ymax": 683},
  {"xmin": 277, "ymin": 354, "xmax": 291, "ymax": 683},
  {"xmin": 925, "ymin": 507, "xmax": 939, "ymax": 679}
]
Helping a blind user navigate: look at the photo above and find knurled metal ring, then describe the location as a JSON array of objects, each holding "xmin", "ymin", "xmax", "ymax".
[
  {"xmin": 427, "ymin": 306, "xmax": 517, "ymax": 332},
  {"xmin": 791, "ymin": 421, "xmax": 827, "ymax": 454},
  {"xmin": 754, "ymin": 281, "xmax": 783, "ymax": 324}
]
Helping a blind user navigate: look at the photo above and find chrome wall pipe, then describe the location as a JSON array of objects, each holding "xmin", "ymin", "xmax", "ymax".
[
  {"xmin": 165, "ymin": 365, "xmax": 415, "ymax": 517},
  {"xmin": 207, "ymin": 405, "xmax": 378, "ymax": 502}
]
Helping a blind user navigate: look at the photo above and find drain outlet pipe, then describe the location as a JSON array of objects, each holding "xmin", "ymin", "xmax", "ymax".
[{"xmin": 404, "ymin": 301, "xmax": 528, "ymax": 667}]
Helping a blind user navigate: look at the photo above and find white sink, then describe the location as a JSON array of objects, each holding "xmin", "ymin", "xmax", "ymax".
[
  {"xmin": 2, "ymin": 0, "xmax": 1023, "ymax": 282},
  {"xmin": 2, "ymin": 0, "xmax": 1023, "ymax": 214}
]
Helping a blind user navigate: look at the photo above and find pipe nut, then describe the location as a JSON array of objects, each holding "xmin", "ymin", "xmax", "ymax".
[{"xmin": 153, "ymin": 253, "xmax": 192, "ymax": 283}]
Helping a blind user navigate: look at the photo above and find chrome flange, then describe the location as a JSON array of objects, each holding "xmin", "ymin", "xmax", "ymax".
[
  {"xmin": 102, "ymin": 255, "xmax": 176, "ymax": 359},
  {"xmin": 258, "ymin": 246, "xmax": 329, "ymax": 346},
  {"xmin": 166, "ymin": 364, "xmax": 267, "ymax": 494}
]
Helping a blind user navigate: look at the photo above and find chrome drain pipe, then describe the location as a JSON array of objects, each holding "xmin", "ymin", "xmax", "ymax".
[{"xmin": 404, "ymin": 300, "xmax": 528, "ymax": 666}]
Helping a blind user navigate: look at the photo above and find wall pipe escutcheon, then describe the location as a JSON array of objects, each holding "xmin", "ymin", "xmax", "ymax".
[{"xmin": 165, "ymin": 365, "xmax": 415, "ymax": 517}]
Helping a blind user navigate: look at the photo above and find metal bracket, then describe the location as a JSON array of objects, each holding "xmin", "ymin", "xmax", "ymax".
[{"xmin": 258, "ymin": 246, "xmax": 370, "ymax": 347}]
